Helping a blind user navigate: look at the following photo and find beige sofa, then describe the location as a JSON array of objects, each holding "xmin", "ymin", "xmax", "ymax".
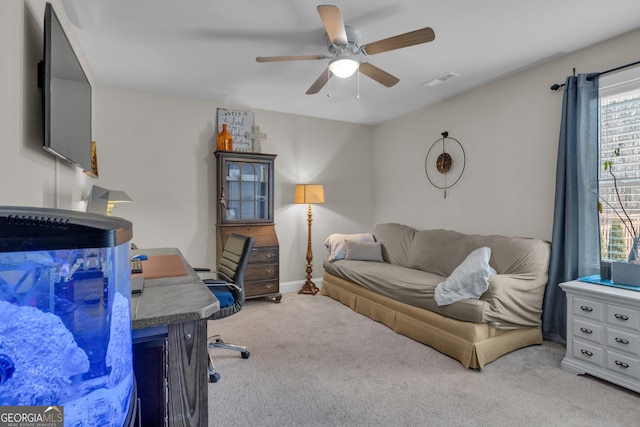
[{"xmin": 321, "ymin": 223, "xmax": 551, "ymax": 369}]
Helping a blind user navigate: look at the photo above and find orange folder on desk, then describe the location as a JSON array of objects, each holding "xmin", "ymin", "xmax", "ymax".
[{"xmin": 133, "ymin": 254, "xmax": 188, "ymax": 280}]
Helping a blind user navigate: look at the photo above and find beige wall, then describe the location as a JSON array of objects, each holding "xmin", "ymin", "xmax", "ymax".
[
  {"xmin": 3, "ymin": 1, "xmax": 640, "ymax": 284},
  {"xmin": 1, "ymin": 0, "xmax": 374, "ymax": 285},
  {"xmin": 92, "ymin": 87, "xmax": 374, "ymax": 282},
  {"xmin": 1, "ymin": 0, "xmax": 93, "ymax": 209},
  {"xmin": 373, "ymin": 27, "xmax": 640, "ymax": 242}
]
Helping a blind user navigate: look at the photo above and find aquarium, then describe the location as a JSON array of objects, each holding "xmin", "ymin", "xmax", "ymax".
[{"xmin": 0, "ymin": 207, "xmax": 135, "ymax": 426}]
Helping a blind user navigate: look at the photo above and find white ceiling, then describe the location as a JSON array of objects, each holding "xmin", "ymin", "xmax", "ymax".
[{"xmin": 61, "ymin": 0, "xmax": 640, "ymax": 125}]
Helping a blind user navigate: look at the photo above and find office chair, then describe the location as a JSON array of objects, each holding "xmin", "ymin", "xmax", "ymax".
[{"xmin": 197, "ymin": 233, "xmax": 255, "ymax": 383}]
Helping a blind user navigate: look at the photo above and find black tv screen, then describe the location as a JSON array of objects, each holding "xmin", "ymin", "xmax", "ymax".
[{"xmin": 41, "ymin": 2, "xmax": 92, "ymax": 172}]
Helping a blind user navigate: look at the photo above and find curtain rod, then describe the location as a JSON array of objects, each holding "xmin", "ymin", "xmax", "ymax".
[{"xmin": 550, "ymin": 59, "xmax": 640, "ymax": 91}]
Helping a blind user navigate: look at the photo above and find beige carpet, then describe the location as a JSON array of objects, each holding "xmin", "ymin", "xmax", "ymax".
[{"xmin": 207, "ymin": 292, "xmax": 639, "ymax": 426}]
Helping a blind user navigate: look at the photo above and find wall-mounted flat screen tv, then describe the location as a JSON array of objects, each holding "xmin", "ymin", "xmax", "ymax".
[{"xmin": 40, "ymin": 2, "xmax": 93, "ymax": 172}]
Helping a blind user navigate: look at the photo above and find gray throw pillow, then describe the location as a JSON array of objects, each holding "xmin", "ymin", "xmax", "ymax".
[{"xmin": 344, "ymin": 241, "xmax": 384, "ymax": 262}]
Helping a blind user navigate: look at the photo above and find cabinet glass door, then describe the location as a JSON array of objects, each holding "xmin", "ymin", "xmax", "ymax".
[{"xmin": 224, "ymin": 161, "xmax": 271, "ymax": 222}]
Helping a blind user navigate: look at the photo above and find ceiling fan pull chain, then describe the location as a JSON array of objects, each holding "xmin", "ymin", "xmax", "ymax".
[
  {"xmin": 327, "ymin": 68, "xmax": 332, "ymax": 98},
  {"xmin": 357, "ymin": 69, "xmax": 360, "ymax": 100}
]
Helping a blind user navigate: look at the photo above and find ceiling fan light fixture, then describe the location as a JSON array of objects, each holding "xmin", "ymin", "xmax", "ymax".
[{"xmin": 329, "ymin": 57, "xmax": 359, "ymax": 78}]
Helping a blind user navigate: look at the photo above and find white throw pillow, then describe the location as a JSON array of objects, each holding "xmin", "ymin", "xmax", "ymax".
[
  {"xmin": 324, "ymin": 233, "xmax": 375, "ymax": 262},
  {"xmin": 434, "ymin": 247, "xmax": 495, "ymax": 306}
]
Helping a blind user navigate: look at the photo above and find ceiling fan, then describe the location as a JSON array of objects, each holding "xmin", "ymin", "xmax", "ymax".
[{"xmin": 255, "ymin": 4, "xmax": 435, "ymax": 95}]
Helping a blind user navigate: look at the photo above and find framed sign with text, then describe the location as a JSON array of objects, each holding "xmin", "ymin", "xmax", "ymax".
[{"xmin": 216, "ymin": 108, "xmax": 254, "ymax": 152}]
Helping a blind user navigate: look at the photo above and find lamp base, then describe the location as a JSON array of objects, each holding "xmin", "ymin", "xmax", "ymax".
[{"xmin": 299, "ymin": 280, "xmax": 320, "ymax": 295}]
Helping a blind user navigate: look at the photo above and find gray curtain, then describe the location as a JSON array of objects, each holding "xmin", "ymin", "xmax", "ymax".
[{"xmin": 542, "ymin": 74, "xmax": 600, "ymax": 342}]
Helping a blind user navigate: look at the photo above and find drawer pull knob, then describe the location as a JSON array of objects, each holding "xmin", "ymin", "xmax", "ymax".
[
  {"xmin": 266, "ymin": 269, "xmax": 273, "ymax": 274},
  {"xmin": 580, "ymin": 327, "xmax": 593, "ymax": 334},
  {"xmin": 580, "ymin": 305, "xmax": 594, "ymax": 312},
  {"xmin": 614, "ymin": 313, "xmax": 629, "ymax": 321},
  {"xmin": 580, "ymin": 349, "xmax": 593, "ymax": 357},
  {"xmin": 265, "ymin": 283, "xmax": 273, "ymax": 289},
  {"xmin": 615, "ymin": 337, "xmax": 630, "ymax": 345},
  {"xmin": 615, "ymin": 360, "xmax": 629, "ymax": 369},
  {"xmin": 266, "ymin": 254, "xmax": 273, "ymax": 259}
]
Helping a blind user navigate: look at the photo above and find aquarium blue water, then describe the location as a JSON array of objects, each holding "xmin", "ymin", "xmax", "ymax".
[{"xmin": 0, "ymin": 207, "xmax": 134, "ymax": 426}]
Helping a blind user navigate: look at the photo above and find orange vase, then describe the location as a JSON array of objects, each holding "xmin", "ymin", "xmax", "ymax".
[{"xmin": 217, "ymin": 124, "xmax": 233, "ymax": 151}]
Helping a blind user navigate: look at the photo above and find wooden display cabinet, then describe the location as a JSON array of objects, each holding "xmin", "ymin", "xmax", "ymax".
[{"xmin": 215, "ymin": 151, "xmax": 281, "ymax": 302}]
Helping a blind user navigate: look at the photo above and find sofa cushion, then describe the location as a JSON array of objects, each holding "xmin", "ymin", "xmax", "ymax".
[
  {"xmin": 434, "ymin": 247, "xmax": 495, "ymax": 306},
  {"xmin": 323, "ymin": 258, "xmax": 487, "ymax": 324},
  {"xmin": 409, "ymin": 229, "xmax": 471, "ymax": 276},
  {"xmin": 408, "ymin": 229, "xmax": 550, "ymax": 277},
  {"xmin": 324, "ymin": 233, "xmax": 375, "ymax": 262},
  {"xmin": 476, "ymin": 234, "xmax": 550, "ymax": 276},
  {"xmin": 372, "ymin": 223, "xmax": 416, "ymax": 268},
  {"xmin": 344, "ymin": 241, "xmax": 384, "ymax": 262}
]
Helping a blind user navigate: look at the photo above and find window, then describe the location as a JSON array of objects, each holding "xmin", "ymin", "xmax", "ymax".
[{"xmin": 599, "ymin": 67, "xmax": 640, "ymax": 260}]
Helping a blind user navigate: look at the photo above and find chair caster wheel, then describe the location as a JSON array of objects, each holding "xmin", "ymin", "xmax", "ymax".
[
  {"xmin": 209, "ymin": 372, "xmax": 221, "ymax": 383},
  {"xmin": 241, "ymin": 351, "xmax": 250, "ymax": 359}
]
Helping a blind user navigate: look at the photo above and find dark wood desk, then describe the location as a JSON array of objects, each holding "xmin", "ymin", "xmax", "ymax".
[{"xmin": 131, "ymin": 248, "xmax": 219, "ymax": 427}]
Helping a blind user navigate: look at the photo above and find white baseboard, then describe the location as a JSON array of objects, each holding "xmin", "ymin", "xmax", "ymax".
[{"xmin": 279, "ymin": 278, "xmax": 323, "ymax": 294}]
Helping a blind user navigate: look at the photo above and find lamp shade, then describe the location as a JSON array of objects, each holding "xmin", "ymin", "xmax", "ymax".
[
  {"xmin": 294, "ymin": 184, "xmax": 325, "ymax": 204},
  {"xmin": 104, "ymin": 190, "xmax": 132, "ymax": 216},
  {"xmin": 328, "ymin": 57, "xmax": 359, "ymax": 78},
  {"xmin": 105, "ymin": 190, "xmax": 133, "ymax": 203}
]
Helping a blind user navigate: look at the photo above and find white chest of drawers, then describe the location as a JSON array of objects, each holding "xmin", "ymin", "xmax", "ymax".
[{"xmin": 560, "ymin": 280, "xmax": 640, "ymax": 393}]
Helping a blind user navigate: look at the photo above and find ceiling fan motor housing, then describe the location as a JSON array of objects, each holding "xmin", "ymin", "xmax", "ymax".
[{"xmin": 325, "ymin": 25, "xmax": 362, "ymax": 56}]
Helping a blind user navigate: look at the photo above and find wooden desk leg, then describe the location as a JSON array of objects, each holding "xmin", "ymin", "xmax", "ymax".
[{"xmin": 167, "ymin": 320, "xmax": 208, "ymax": 427}]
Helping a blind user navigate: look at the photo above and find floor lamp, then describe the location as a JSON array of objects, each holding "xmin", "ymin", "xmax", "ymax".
[{"xmin": 294, "ymin": 184, "xmax": 325, "ymax": 295}]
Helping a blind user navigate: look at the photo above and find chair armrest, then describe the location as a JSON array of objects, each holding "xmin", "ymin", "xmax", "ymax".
[
  {"xmin": 205, "ymin": 281, "xmax": 240, "ymax": 292},
  {"xmin": 193, "ymin": 267, "xmax": 211, "ymax": 272},
  {"xmin": 198, "ymin": 270, "xmax": 219, "ymax": 282},
  {"xmin": 203, "ymin": 279, "xmax": 227, "ymax": 285},
  {"xmin": 226, "ymin": 283, "xmax": 240, "ymax": 291}
]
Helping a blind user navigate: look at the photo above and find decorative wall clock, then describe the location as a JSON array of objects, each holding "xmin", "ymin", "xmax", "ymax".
[{"xmin": 425, "ymin": 131, "xmax": 466, "ymax": 198}]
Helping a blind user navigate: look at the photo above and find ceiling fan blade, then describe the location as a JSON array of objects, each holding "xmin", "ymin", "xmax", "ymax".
[
  {"xmin": 359, "ymin": 62, "xmax": 399, "ymax": 87},
  {"xmin": 362, "ymin": 27, "xmax": 435, "ymax": 55},
  {"xmin": 306, "ymin": 68, "xmax": 333, "ymax": 95},
  {"xmin": 256, "ymin": 55, "xmax": 328, "ymax": 63},
  {"xmin": 317, "ymin": 5, "xmax": 348, "ymax": 46}
]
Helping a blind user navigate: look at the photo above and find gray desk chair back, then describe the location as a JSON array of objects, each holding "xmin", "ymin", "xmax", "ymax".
[{"xmin": 201, "ymin": 233, "xmax": 254, "ymax": 382}]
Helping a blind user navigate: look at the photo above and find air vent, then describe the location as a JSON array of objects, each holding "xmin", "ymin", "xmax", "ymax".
[{"xmin": 423, "ymin": 72, "xmax": 460, "ymax": 87}]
